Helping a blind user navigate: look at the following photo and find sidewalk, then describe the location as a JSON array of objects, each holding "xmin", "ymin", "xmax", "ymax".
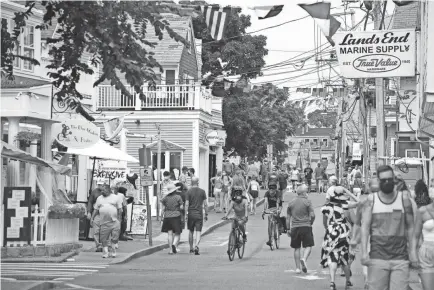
[{"xmin": 70, "ymin": 196, "xmax": 265, "ymax": 265}]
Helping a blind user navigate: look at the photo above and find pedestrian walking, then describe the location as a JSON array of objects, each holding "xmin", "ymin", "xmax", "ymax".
[
  {"xmin": 117, "ymin": 186, "xmax": 129, "ymax": 241},
  {"xmin": 222, "ymin": 171, "xmax": 232, "ymax": 213},
  {"xmin": 91, "ymin": 184, "xmax": 122, "ymax": 258},
  {"xmin": 320, "ymin": 186, "xmax": 354, "ymax": 290},
  {"xmin": 304, "ymin": 164, "xmax": 313, "ymax": 193},
  {"xmin": 223, "ymin": 157, "xmax": 234, "ymax": 177},
  {"xmin": 210, "ymin": 171, "xmax": 224, "ymax": 213},
  {"xmin": 286, "ymin": 185, "xmax": 315, "ymax": 274},
  {"xmin": 279, "ymin": 168, "xmax": 289, "ymax": 194},
  {"xmin": 247, "ymin": 176, "xmax": 260, "ymax": 215},
  {"xmin": 185, "ymin": 177, "xmax": 208, "ymax": 255},
  {"xmin": 411, "ymin": 186, "xmax": 434, "ymax": 290},
  {"xmin": 174, "ymin": 182, "xmax": 187, "ymax": 252},
  {"xmin": 314, "ymin": 163, "xmax": 324, "ymax": 194},
  {"xmin": 161, "ymin": 183, "xmax": 183, "ymax": 255},
  {"xmin": 246, "ymin": 160, "xmax": 260, "ymax": 183},
  {"xmin": 179, "ymin": 166, "xmax": 191, "ymax": 190},
  {"xmin": 87, "ymin": 182, "xmax": 104, "ymax": 251},
  {"xmin": 262, "ymin": 159, "xmax": 269, "ymax": 189},
  {"xmin": 359, "ymin": 165, "xmax": 418, "ymax": 290}
]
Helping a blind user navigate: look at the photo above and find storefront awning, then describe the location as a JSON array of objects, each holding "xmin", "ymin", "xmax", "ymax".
[
  {"xmin": 1, "ymin": 141, "xmax": 71, "ymax": 175},
  {"xmin": 53, "ymin": 140, "xmax": 139, "ymax": 163}
]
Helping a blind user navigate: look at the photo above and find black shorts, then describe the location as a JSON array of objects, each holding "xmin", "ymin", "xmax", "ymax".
[
  {"xmin": 187, "ymin": 216, "xmax": 203, "ymax": 232},
  {"xmin": 290, "ymin": 226, "xmax": 314, "ymax": 248},
  {"xmin": 250, "ymin": 190, "xmax": 259, "ymax": 198},
  {"xmin": 161, "ymin": 216, "xmax": 182, "ymax": 234}
]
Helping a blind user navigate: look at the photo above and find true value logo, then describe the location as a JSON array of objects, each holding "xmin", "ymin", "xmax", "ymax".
[
  {"xmin": 53, "ymin": 120, "xmax": 100, "ymax": 149},
  {"xmin": 206, "ymin": 131, "xmax": 224, "ymax": 146}
]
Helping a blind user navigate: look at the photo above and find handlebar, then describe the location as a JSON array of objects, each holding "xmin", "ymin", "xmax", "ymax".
[{"xmin": 262, "ymin": 208, "xmax": 280, "ymax": 219}]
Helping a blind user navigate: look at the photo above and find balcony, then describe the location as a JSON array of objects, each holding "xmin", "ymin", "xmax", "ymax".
[{"xmin": 97, "ymin": 83, "xmax": 212, "ymax": 114}]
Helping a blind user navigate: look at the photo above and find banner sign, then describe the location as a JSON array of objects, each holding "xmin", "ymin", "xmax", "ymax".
[
  {"xmin": 52, "ymin": 119, "xmax": 100, "ymax": 149},
  {"xmin": 335, "ymin": 29, "xmax": 416, "ymax": 78},
  {"xmin": 93, "ymin": 160, "xmax": 127, "ymax": 184},
  {"xmin": 353, "ymin": 143, "xmax": 362, "ymax": 161},
  {"xmin": 3, "ymin": 187, "xmax": 31, "ymax": 246},
  {"xmin": 205, "ymin": 130, "xmax": 226, "ymax": 146}
]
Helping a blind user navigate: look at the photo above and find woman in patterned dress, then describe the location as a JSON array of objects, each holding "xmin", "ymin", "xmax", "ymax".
[{"xmin": 321, "ymin": 187, "xmax": 354, "ymax": 290}]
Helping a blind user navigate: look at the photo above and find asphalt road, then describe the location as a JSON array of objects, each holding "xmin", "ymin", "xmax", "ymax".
[{"xmin": 49, "ymin": 191, "xmax": 365, "ymax": 290}]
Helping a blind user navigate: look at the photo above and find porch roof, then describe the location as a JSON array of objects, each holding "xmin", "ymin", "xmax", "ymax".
[
  {"xmin": 146, "ymin": 140, "xmax": 186, "ymax": 151},
  {"xmin": 1, "ymin": 75, "xmax": 51, "ymax": 89}
]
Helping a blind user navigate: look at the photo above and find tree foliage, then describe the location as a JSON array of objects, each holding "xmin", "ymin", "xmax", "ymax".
[
  {"xmin": 1, "ymin": 1, "xmax": 186, "ymax": 102},
  {"xmin": 307, "ymin": 109, "xmax": 338, "ymax": 129},
  {"xmin": 222, "ymin": 85, "xmax": 305, "ymax": 157}
]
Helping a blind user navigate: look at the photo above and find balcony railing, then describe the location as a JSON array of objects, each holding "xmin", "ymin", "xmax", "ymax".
[{"xmin": 97, "ymin": 83, "xmax": 212, "ymax": 113}]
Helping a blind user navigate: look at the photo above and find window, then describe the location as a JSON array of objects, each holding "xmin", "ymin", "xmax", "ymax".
[
  {"xmin": 322, "ymin": 139, "xmax": 328, "ymax": 147},
  {"xmin": 304, "ymin": 139, "xmax": 310, "ymax": 144},
  {"xmin": 169, "ymin": 152, "xmax": 182, "ymax": 179},
  {"xmin": 405, "ymin": 149, "xmax": 419, "ymax": 159},
  {"xmin": 313, "ymin": 139, "xmax": 318, "ymax": 145},
  {"xmin": 1, "ymin": 18, "xmax": 34, "ymax": 71}
]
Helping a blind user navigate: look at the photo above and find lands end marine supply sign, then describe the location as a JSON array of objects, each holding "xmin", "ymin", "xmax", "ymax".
[{"xmin": 335, "ymin": 29, "xmax": 415, "ymax": 78}]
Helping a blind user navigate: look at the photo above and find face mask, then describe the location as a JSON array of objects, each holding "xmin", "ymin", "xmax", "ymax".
[
  {"xmin": 379, "ymin": 178, "xmax": 395, "ymax": 194},
  {"xmin": 429, "ymin": 187, "xmax": 434, "ymax": 200}
]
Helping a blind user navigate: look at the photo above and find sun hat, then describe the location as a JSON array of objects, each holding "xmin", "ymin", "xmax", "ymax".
[{"xmin": 166, "ymin": 183, "xmax": 180, "ymax": 195}]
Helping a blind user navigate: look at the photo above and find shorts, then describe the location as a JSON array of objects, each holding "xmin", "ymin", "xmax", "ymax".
[
  {"xmin": 214, "ymin": 188, "xmax": 222, "ymax": 198},
  {"xmin": 306, "ymin": 178, "xmax": 312, "ymax": 186},
  {"xmin": 290, "ymin": 226, "xmax": 314, "ymax": 248},
  {"xmin": 161, "ymin": 216, "xmax": 182, "ymax": 234},
  {"xmin": 250, "ymin": 190, "xmax": 259, "ymax": 199},
  {"xmin": 99, "ymin": 220, "xmax": 120, "ymax": 247},
  {"xmin": 187, "ymin": 216, "xmax": 203, "ymax": 232},
  {"xmin": 419, "ymin": 241, "xmax": 434, "ymax": 273}
]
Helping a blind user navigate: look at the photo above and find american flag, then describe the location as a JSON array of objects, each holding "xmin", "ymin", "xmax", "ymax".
[{"xmin": 201, "ymin": 6, "xmax": 231, "ymax": 41}]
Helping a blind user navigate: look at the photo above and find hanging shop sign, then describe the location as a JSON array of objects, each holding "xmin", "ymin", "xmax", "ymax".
[
  {"xmin": 335, "ymin": 29, "xmax": 415, "ymax": 78},
  {"xmin": 140, "ymin": 166, "xmax": 153, "ymax": 186},
  {"xmin": 3, "ymin": 187, "xmax": 31, "ymax": 246},
  {"xmin": 52, "ymin": 119, "xmax": 100, "ymax": 149},
  {"xmin": 353, "ymin": 143, "xmax": 362, "ymax": 161},
  {"xmin": 205, "ymin": 130, "xmax": 226, "ymax": 146}
]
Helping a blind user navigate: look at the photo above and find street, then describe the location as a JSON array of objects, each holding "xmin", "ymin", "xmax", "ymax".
[{"xmin": 48, "ymin": 192, "xmax": 365, "ymax": 290}]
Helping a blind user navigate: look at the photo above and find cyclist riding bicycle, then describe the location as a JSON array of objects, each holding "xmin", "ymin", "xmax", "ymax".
[
  {"xmin": 263, "ymin": 184, "xmax": 284, "ymax": 247},
  {"xmin": 223, "ymin": 186, "xmax": 248, "ymax": 243}
]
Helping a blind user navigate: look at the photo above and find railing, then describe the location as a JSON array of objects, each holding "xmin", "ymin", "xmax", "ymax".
[
  {"xmin": 31, "ymin": 205, "xmax": 46, "ymax": 246},
  {"xmin": 97, "ymin": 83, "xmax": 212, "ymax": 113}
]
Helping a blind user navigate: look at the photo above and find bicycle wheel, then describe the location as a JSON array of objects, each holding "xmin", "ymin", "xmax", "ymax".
[
  {"xmin": 274, "ymin": 222, "xmax": 280, "ymax": 249},
  {"xmin": 237, "ymin": 230, "xmax": 245, "ymax": 259},
  {"xmin": 228, "ymin": 230, "xmax": 236, "ymax": 261}
]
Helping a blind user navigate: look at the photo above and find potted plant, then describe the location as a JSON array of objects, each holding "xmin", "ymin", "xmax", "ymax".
[
  {"xmin": 15, "ymin": 131, "xmax": 41, "ymax": 147},
  {"xmin": 48, "ymin": 203, "xmax": 86, "ymax": 219}
]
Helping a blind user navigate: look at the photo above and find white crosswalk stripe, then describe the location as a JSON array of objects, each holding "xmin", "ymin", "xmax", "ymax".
[{"xmin": 0, "ymin": 263, "xmax": 109, "ymax": 280}]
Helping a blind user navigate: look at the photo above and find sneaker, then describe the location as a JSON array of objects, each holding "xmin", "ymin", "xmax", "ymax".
[
  {"xmin": 110, "ymin": 247, "xmax": 117, "ymax": 258},
  {"xmin": 172, "ymin": 245, "xmax": 177, "ymax": 254},
  {"xmin": 295, "ymin": 269, "xmax": 302, "ymax": 274},
  {"xmin": 102, "ymin": 247, "xmax": 109, "ymax": 258},
  {"xmin": 194, "ymin": 246, "xmax": 200, "ymax": 255},
  {"xmin": 266, "ymin": 241, "xmax": 271, "ymax": 247},
  {"xmin": 300, "ymin": 259, "xmax": 308, "ymax": 273}
]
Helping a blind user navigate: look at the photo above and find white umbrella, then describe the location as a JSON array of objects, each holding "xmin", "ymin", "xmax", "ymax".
[{"xmin": 53, "ymin": 140, "xmax": 139, "ymax": 163}]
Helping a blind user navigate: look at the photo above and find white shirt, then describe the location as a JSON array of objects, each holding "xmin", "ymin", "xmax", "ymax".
[{"xmin": 291, "ymin": 170, "xmax": 299, "ymax": 180}]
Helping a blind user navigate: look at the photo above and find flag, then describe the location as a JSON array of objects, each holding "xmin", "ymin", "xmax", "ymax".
[
  {"xmin": 298, "ymin": 2, "xmax": 341, "ymax": 46},
  {"xmin": 252, "ymin": 5, "xmax": 284, "ymax": 20},
  {"xmin": 393, "ymin": 1, "xmax": 414, "ymax": 6},
  {"xmin": 200, "ymin": 6, "xmax": 231, "ymax": 41},
  {"xmin": 103, "ymin": 116, "xmax": 124, "ymax": 141}
]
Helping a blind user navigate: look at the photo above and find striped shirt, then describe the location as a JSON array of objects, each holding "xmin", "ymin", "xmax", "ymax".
[{"xmin": 370, "ymin": 191, "xmax": 408, "ymax": 260}]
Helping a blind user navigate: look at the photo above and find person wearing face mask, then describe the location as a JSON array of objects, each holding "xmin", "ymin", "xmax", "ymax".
[
  {"xmin": 359, "ymin": 165, "xmax": 418, "ymax": 290},
  {"xmin": 410, "ymin": 180, "xmax": 434, "ymax": 290}
]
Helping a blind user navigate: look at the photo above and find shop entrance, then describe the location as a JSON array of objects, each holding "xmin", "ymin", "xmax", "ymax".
[{"xmin": 209, "ymin": 154, "xmax": 216, "ymax": 197}]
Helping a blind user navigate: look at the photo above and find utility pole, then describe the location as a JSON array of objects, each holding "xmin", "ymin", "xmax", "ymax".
[
  {"xmin": 156, "ymin": 124, "xmax": 162, "ymax": 221},
  {"xmin": 374, "ymin": 1, "xmax": 386, "ymax": 166}
]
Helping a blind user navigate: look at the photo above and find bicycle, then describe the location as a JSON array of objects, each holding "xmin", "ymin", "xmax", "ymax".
[
  {"xmin": 222, "ymin": 217, "xmax": 245, "ymax": 261},
  {"xmin": 262, "ymin": 208, "xmax": 281, "ymax": 251}
]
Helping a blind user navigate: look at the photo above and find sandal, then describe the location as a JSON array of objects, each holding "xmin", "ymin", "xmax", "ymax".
[{"xmin": 330, "ymin": 282, "xmax": 336, "ymax": 290}]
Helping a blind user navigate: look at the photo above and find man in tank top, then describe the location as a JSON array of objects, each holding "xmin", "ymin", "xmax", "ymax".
[{"xmin": 359, "ymin": 165, "xmax": 417, "ymax": 290}]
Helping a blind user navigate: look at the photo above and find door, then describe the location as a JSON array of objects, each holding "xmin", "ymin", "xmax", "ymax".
[{"xmin": 209, "ymin": 154, "xmax": 216, "ymax": 197}]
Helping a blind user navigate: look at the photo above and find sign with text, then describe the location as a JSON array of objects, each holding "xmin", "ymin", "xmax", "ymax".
[
  {"xmin": 93, "ymin": 160, "xmax": 127, "ymax": 184},
  {"xmin": 205, "ymin": 130, "xmax": 226, "ymax": 146},
  {"xmin": 352, "ymin": 143, "xmax": 362, "ymax": 161},
  {"xmin": 140, "ymin": 166, "xmax": 153, "ymax": 186},
  {"xmin": 3, "ymin": 187, "xmax": 31, "ymax": 246},
  {"xmin": 52, "ymin": 119, "xmax": 100, "ymax": 149},
  {"xmin": 335, "ymin": 29, "xmax": 415, "ymax": 78}
]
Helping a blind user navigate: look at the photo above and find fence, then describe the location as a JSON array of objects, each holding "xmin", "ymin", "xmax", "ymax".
[{"xmin": 31, "ymin": 204, "xmax": 46, "ymax": 246}]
